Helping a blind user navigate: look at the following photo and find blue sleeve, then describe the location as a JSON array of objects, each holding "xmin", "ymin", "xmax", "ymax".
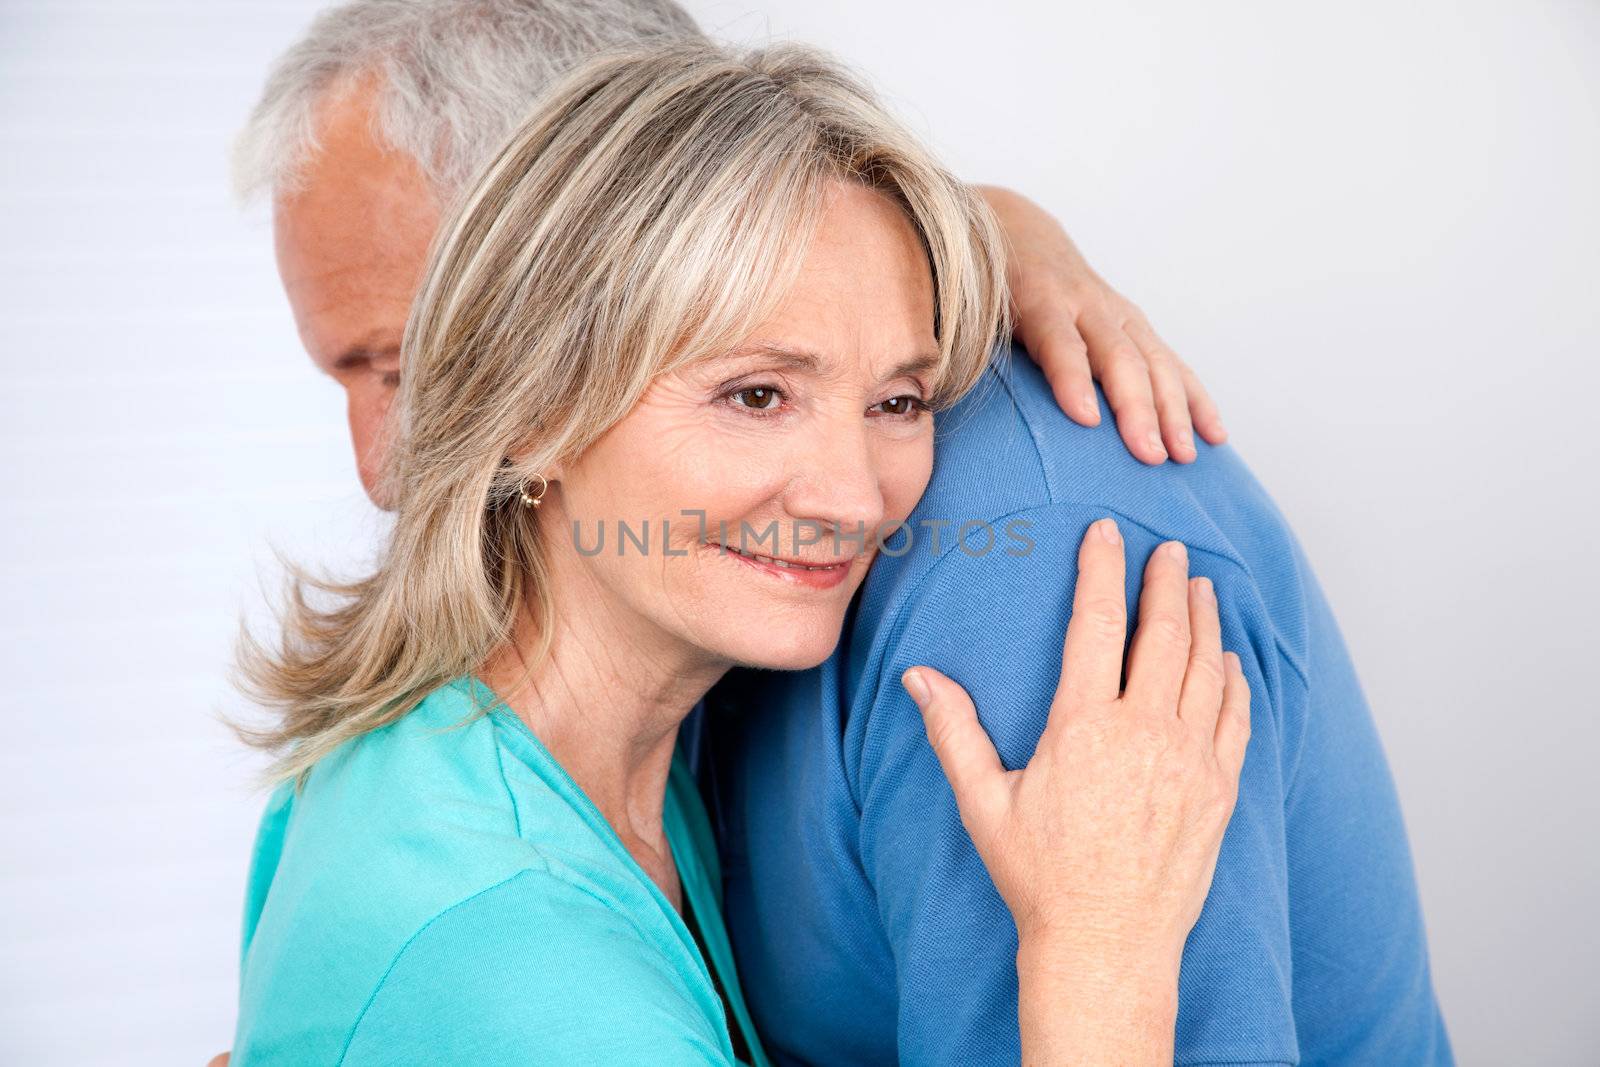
[
  {"xmin": 339, "ymin": 870, "xmax": 732, "ymax": 1066},
  {"xmin": 1279, "ymin": 541, "xmax": 1455, "ymax": 1065},
  {"xmin": 852, "ymin": 508, "xmax": 1299, "ymax": 1065}
]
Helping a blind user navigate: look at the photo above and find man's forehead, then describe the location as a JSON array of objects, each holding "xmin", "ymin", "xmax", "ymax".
[
  {"xmin": 271, "ymin": 82, "xmax": 441, "ymax": 362},
  {"xmin": 297, "ymin": 77, "xmax": 432, "ymax": 197},
  {"xmin": 273, "ymin": 85, "xmax": 439, "ymax": 247},
  {"xmin": 273, "ymin": 191, "xmax": 425, "ymax": 320}
]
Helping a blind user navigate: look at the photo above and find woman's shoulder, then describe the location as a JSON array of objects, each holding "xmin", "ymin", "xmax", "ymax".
[
  {"xmin": 232, "ymin": 681, "xmax": 555, "ymax": 1060},
  {"xmin": 305, "ymin": 676, "xmax": 509, "ymax": 802},
  {"xmin": 248, "ymin": 675, "xmax": 655, "ymax": 933},
  {"xmin": 272, "ymin": 679, "xmax": 530, "ymax": 888},
  {"xmin": 234, "ymin": 681, "xmax": 731, "ymax": 1064}
]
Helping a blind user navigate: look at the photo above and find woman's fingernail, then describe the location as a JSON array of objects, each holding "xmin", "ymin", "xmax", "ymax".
[
  {"xmin": 1082, "ymin": 388, "xmax": 1097, "ymax": 414},
  {"xmin": 1198, "ymin": 576, "xmax": 1214, "ymax": 601},
  {"xmin": 1164, "ymin": 540, "xmax": 1187, "ymax": 563},
  {"xmin": 902, "ymin": 668, "xmax": 931, "ymax": 707},
  {"xmin": 1147, "ymin": 430, "xmax": 1166, "ymax": 456},
  {"xmin": 1097, "ymin": 517, "xmax": 1121, "ymax": 545},
  {"xmin": 1179, "ymin": 430, "xmax": 1194, "ymax": 453}
]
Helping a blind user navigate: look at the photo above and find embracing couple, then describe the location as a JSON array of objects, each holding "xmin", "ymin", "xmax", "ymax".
[{"xmin": 222, "ymin": 2, "xmax": 1452, "ymax": 1064}]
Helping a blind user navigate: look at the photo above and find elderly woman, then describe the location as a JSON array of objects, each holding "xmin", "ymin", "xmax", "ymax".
[{"xmin": 230, "ymin": 41, "xmax": 1250, "ymax": 1065}]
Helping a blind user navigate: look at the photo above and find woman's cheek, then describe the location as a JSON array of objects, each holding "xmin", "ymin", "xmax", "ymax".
[
  {"xmin": 878, "ymin": 432, "xmax": 935, "ymax": 524},
  {"xmin": 682, "ymin": 429, "xmax": 791, "ymax": 500}
]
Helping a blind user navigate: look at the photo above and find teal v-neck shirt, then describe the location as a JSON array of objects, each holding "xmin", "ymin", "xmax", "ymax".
[{"xmin": 231, "ymin": 676, "xmax": 769, "ymax": 1066}]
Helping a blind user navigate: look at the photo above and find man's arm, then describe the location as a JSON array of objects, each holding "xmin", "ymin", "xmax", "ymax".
[
  {"xmin": 851, "ymin": 507, "xmax": 1297, "ymax": 1065},
  {"xmin": 1276, "ymin": 536, "xmax": 1455, "ymax": 1065}
]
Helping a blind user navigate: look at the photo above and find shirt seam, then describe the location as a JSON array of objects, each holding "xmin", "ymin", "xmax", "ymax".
[
  {"xmin": 335, "ymin": 868, "xmax": 551, "ymax": 1063},
  {"xmin": 491, "ymin": 719, "xmax": 527, "ymax": 840},
  {"xmin": 336, "ymin": 866, "xmax": 688, "ymax": 1062},
  {"xmin": 1279, "ymin": 651, "xmax": 1313, "ymax": 815}
]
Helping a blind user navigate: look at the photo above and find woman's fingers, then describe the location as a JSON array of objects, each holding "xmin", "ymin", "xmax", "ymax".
[
  {"xmin": 1055, "ymin": 517, "xmax": 1130, "ymax": 708},
  {"xmin": 903, "ymin": 666, "xmax": 1008, "ymax": 836},
  {"xmin": 1213, "ymin": 651, "xmax": 1253, "ymax": 777},
  {"xmin": 1122, "ymin": 540, "xmax": 1194, "ymax": 714},
  {"xmin": 1177, "ymin": 576, "xmax": 1226, "ymax": 734}
]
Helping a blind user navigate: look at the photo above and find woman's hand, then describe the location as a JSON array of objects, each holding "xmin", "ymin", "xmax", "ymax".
[
  {"xmin": 900, "ymin": 517, "xmax": 1250, "ymax": 1065},
  {"xmin": 975, "ymin": 186, "xmax": 1227, "ymax": 465}
]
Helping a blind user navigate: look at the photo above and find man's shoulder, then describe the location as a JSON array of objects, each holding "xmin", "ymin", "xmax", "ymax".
[
  {"xmin": 923, "ymin": 346, "xmax": 1301, "ymax": 569},
  {"xmin": 856, "ymin": 347, "xmax": 1315, "ymax": 679}
]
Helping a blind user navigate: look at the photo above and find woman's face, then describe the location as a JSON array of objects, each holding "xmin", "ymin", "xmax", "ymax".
[{"xmin": 547, "ymin": 181, "xmax": 940, "ymax": 671}]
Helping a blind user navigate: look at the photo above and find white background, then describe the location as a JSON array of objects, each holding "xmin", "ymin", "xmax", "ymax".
[{"xmin": 2, "ymin": 1, "xmax": 1596, "ymax": 1063}]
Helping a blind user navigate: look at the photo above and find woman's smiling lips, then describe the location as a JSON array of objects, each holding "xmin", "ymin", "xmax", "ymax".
[{"xmin": 701, "ymin": 540, "xmax": 863, "ymax": 590}]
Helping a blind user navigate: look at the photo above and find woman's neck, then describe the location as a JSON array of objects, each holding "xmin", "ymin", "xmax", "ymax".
[{"xmin": 477, "ymin": 562, "xmax": 730, "ymax": 908}]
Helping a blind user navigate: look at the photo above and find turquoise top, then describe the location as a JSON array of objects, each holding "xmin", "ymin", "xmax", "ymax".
[{"xmin": 231, "ymin": 676, "xmax": 770, "ymax": 1066}]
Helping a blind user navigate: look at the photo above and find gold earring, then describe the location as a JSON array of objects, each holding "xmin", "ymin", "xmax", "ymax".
[{"xmin": 519, "ymin": 473, "xmax": 548, "ymax": 508}]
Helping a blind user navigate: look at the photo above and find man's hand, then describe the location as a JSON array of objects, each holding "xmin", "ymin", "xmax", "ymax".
[{"xmin": 976, "ymin": 185, "xmax": 1227, "ymax": 464}]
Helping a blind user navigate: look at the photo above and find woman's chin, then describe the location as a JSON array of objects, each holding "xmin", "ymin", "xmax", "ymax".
[
  {"xmin": 748, "ymin": 647, "xmax": 837, "ymax": 673},
  {"xmin": 717, "ymin": 625, "xmax": 844, "ymax": 673}
]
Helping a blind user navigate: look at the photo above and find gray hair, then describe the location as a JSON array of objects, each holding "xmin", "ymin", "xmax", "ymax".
[{"xmin": 232, "ymin": 0, "xmax": 702, "ymax": 202}]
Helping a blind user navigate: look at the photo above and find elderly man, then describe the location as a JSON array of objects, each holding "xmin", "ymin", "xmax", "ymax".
[{"xmin": 223, "ymin": 1, "xmax": 1451, "ymax": 1064}]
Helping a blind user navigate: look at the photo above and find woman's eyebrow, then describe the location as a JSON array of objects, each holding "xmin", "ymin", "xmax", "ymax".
[
  {"xmin": 722, "ymin": 342, "xmax": 940, "ymax": 383},
  {"xmin": 887, "ymin": 353, "xmax": 940, "ymax": 383},
  {"xmin": 722, "ymin": 341, "xmax": 822, "ymax": 373}
]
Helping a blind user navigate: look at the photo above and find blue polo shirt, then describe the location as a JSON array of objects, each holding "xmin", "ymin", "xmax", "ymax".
[{"xmin": 702, "ymin": 347, "xmax": 1453, "ymax": 1065}]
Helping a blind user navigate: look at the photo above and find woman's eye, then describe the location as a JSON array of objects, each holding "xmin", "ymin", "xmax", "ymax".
[
  {"xmin": 729, "ymin": 386, "xmax": 783, "ymax": 411},
  {"xmin": 873, "ymin": 395, "xmax": 927, "ymax": 417}
]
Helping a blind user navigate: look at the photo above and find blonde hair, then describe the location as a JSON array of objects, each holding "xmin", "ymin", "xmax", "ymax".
[{"xmin": 236, "ymin": 39, "xmax": 1011, "ymax": 781}]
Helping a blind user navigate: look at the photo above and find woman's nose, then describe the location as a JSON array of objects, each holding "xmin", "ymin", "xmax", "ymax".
[{"xmin": 780, "ymin": 422, "xmax": 887, "ymax": 551}]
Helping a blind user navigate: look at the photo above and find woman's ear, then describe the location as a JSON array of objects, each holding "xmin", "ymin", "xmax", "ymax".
[{"xmin": 502, "ymin": 451, "xmax": 564, "ymax": 485}]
